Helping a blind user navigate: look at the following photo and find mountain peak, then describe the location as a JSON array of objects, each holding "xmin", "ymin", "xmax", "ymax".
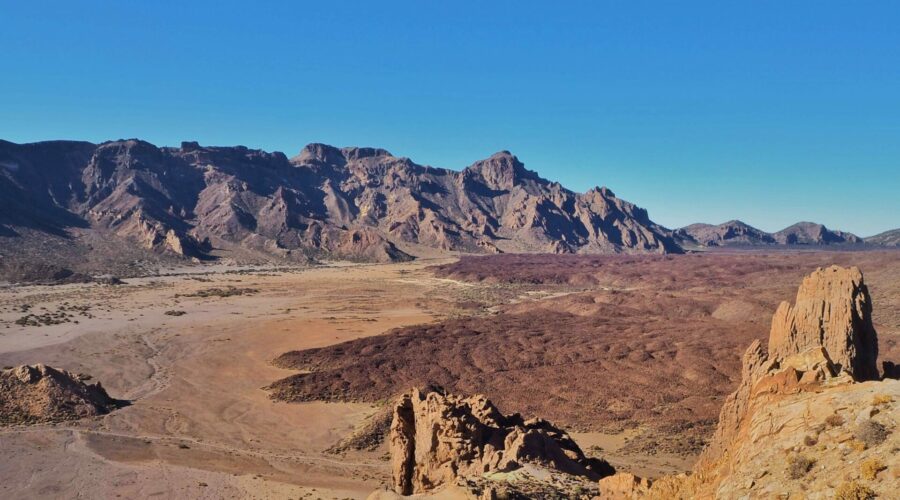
[
  {"xmin": 465, "ymin": 150, "xmax": 543, "ymax": 190},
  {"xmin": 339, "ymin": 146, "xmax": 393, "ymax": 161},
  {"xmin": 774, "ymin": 221, "xmax": 861, "ymax": 245},
  {"xmin": 292, "ymin": 143, "xmax": 394, "ymax": 166},
  {"xmin": 293, "ymin": 143, "xmax": 346, "ymax": 165}
]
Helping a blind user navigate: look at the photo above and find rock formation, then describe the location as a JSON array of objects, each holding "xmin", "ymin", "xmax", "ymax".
[
  {"xmin": 388, "ymin": 388, "xmax": 613, "ymax": 496},
  {"xmin": 767, "ymin": 265, "xmax": 879, "ymax": 381},
  {"xmin": 0, "ymin": 138, "xmax": 680, "ymax": 276},
  {"xmin": 0, "ymin": 364, "xmax": 120, "ymax": 425},
  {"xmin": 598, "ymin": 265, "xmax": 898, "ymax": 499}
]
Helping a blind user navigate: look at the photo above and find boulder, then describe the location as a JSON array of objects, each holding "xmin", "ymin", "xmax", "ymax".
[
  {"xmin": 0, "ymin": 364, "xmax": 120, "ymax": 425},
  {"xmin": 597, "ymin": 472, "xmax": 653, "ymax": 499}
]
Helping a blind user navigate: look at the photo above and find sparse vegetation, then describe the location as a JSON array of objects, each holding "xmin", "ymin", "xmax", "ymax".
[
  {"xmin": 176, "ymin": 287, "xmax": 258, "ymax": 298},
  {"xmin": 834, "ymin": 480, "xmax": 876, "ymax": 500},
  {"xmin": 872, "ymin": 394, "xmax": 893, "ymax": 406},
  {"xmin": 786, "ymin": 454, "xmax": 815, "ymax": 479},
  {"xmin": 164, "ymin": 310, "xmax": 187, "ymax": 316},
  {"xmin": 860, "ymin": 458, "xmax": 885, "ymax": 480},
  {"xmin": 803, "ymin": 435, "xmax": 818, "ymax": 446},
  {"xmin": 825, "ymin": 413, "xmax": 845, "ymax": 427},
  {"xmin": 850, "ymin": 439, "xmax": 867, "ymax": 452},
  {"xmin": 855, "ymin": 420, "xmax": 889, "ymax": 448},
  {"xmin": 15, "ymin": 311, "xmax": 71, "ymax": 326}
]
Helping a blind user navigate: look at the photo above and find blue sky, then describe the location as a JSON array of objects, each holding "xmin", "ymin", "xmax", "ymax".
[{"xmin": 2, "ymin": 1, "xmax": 898, "ymax": 236}]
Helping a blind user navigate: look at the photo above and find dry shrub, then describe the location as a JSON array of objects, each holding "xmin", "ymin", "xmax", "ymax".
[
  {"xmin": 803, "ymin": 435, "xmax": 818, "ymax": 447},
  {"xmin": 834, "ymin": 480, "xmax": 875, "ymax": 500},
  {"xmin": 825, "ymin": 414, "xmax": 845, "ymax": 427},
  {"xmin": 855, "ymin": 420, "xmax": 889, "ymax": 448},
  {"xmin": 860, "ymin": 458, "xmax": 886, "ymax": 480},
  {"xmin": 786, "ymin": 454, "xmax": 815, "ymax": 479},
  {"xmin": 871, "ymin": 394, "xmax": 893, "ymax": 406},
  {"xmin": 850, "ymin": 439, "xmax": 868, "ymax": 452}
]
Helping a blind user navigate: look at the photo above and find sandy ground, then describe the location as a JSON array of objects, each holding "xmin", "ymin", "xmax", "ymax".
[
  {"xmin": 0, "ymin": 258, "xmax": 703, "ymax": 499},
  {"xmin": 0, "ymin": 261, "xmax": 447, "ymax": 499}
]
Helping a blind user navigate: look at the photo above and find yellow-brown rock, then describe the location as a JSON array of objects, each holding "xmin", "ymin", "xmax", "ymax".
[
  {"xmin": 768, "ymin": 265, "xmax": 878, "ymax": 381},
  {"xmin": 601, "ymin": 265, "xmax": 898, "ymax": 499},
  {"xmin": 389, "ymin": 388, "xmax": 612, "ymax": 495}
]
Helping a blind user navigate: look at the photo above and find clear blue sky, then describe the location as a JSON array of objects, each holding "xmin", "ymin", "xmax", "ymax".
[{"xmin": 2, "ymin": 1, "xmax": 898, "ymax": 236}]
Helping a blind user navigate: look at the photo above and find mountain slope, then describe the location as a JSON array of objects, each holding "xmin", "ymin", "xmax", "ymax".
[
  {"xmin": 674, "ymin": 220, "xmax": 775, "ymax": 247},
  {"xmin": 0, "ymin": 139, "xmax": 680, "ymax": 274},
  {"xmin": 867, "ymin": 228, "xmax": 900, "ymax": 247}
]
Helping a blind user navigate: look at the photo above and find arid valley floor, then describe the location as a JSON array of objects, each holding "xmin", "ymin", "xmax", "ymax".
[{"xmin": 1, "ymin": 251, "xmax": 899, "ymax": 499}]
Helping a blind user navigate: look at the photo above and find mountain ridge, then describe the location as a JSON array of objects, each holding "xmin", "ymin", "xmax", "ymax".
[
  {"xmin": 866, "ymin": 228, "xmax": 900, "ymax": 247},
  {"xmin": 675, "ymin": 219, "xmax": 865, "ymax": 248},
  {"xmin": 0, "ymin": 138, "xmax": 680, "ymax": 274}
]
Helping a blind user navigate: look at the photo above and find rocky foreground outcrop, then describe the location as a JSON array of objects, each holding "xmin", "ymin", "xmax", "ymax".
[
  {"xmin": 768, "ymin": 265, "xmax": 879, "ymax": 381},
  {"xmin": 381, "ymin": 388, "xmax": 613, "ymax": 498},
  {"xmin": 0, "ymin": 364, "xmax": 119, "ymax": 425},
  {"xmin": 599, "ymin": 265, "xmax": 899, "ymax": 498}
]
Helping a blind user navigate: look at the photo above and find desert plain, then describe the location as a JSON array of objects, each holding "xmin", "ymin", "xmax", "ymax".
[{"xmin": 1, "ymin": 250, "xmax": 899, "ymax": 499}]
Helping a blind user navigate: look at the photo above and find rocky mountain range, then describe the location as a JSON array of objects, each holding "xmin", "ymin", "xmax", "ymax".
[
  {"xmin": 0, "ymin": 139, "xmax": 679, "ymax": 273},
  {"xmin": 1, "ymin": 138, "xmax": 894, "ymax": 279},
  {"xmin": 675, "ymin": 219, "xmax": 865, "ymax": 248}
]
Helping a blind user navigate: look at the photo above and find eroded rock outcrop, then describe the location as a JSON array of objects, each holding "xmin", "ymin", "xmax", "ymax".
[
  {"xmin": 702, "ymin": 266, "xmax": 879, "ymax": 468},
  {"xmin": 389, "ymin": 388, "xmax": 613, "ymax": 496},
  {"xmin": 0, "ymin": 364, "xmax": 120, "ymax": 425},
  {"xmin": 600, "ymin": 265, "xmax": 898, "ymax": 499},
  {"xmin": 768, "ymin": 265, "xmax": 878, "ymax": 381}
]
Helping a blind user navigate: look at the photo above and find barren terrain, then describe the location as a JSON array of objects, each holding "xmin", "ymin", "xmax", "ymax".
[
  {"xmin": 2, "ymin": 250, "xmax": 899, "ymax": 498},
  {"xmin": 0, "ymin": 260, "xmax": 449, "ymax": 499},
  {"xmin": 270, "ymin": 251, "xmax": 900, "ymax": 476}
]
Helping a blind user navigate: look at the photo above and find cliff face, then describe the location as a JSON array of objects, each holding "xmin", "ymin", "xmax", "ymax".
[{"xmin": 0, "ymin": 139, "xmax": 680, "ymax": 268}]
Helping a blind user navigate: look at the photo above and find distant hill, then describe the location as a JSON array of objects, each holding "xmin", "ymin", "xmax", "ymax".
[
  {"xmin": 772, "ymin": 221, "xmax": 862, "ymax": 245},
  {"xmin": 675, "ymin": 220, "xmax": 863, "ymax": 248},
  {"xmin": 866, "ymin": 228, "xmax": 900, "ymax": 247},
  {"xmin": 674, "ymin": 220, "xmax": 775, "ymax": 247}
]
